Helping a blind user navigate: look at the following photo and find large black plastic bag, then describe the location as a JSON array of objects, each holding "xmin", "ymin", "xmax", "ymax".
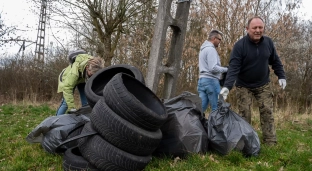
[
  {"xmin": 153, "ymin": 91, "xmax": 208, "ymax": 158},
  {"xmin": 26, "ymin": 114, "xmax": 90, "ymax": 154},
  {"xmin": 207, "ymin": 96, "xmax": 260, "ymax": 157}
]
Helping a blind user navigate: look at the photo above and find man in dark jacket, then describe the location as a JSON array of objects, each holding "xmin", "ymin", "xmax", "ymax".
[{"xmin": 220, "ymin": 16, "xmax": 286, "ymax": 146}]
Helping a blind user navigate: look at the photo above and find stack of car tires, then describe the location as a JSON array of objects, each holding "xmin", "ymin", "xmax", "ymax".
[
  {"xmin": 84, "ymin": 64, "xmax": 146, "ymax": 108},
  {"xmin": 62, "ymin": 65, "xmax": 168, "ymax": 171}
]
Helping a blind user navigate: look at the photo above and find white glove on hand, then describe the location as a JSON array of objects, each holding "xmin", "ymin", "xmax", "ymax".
[
  {"xmin": 220, "ymin": 87, "xmax": 229, "ymax": 100},
  {"xmin": 278, "ymin": 79, "xmax": 286, "ymax": 89},
  {"xmin": 68, "ymin": 108, "xmax": 77, "ymax": 114}
]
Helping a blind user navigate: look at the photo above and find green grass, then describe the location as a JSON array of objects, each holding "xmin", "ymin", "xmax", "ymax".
[{"xmin": 0, "ymin": 104, "xmax": 311, "ymax": 171}]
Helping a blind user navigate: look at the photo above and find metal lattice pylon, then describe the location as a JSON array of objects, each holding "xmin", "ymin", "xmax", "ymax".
[{"xmin": 35, "ymin": 0, "xmax": 48, "ymax": 62}]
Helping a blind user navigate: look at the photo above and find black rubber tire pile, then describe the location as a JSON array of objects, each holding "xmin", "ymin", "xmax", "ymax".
[{"xmin": 62, "ymin": 64, "xmax": 168, "ymax": 171}]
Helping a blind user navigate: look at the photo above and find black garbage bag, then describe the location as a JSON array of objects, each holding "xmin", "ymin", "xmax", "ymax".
[
  {"xmin": 207, "ymin": 96, "xmax": 260, "ymax": 157},
  {"xmin": 26, "ymin": 114, "xmax": 90, "ymax": 154},
  {"xmin": 153, "ymin": 91, "xmax": 208, "ymax": 158}
]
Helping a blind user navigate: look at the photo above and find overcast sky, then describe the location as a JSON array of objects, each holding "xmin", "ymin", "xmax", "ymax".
[
  {"xmin": 0, "ymin": 0, "xmax": 69, "ymax": 56},
  {"xmin": 0, "ymin": 0, "xmax": 37, "ymax": 55},
  {"xmin": 0, "ymin": 0, "xmax": 312, "ymax": 56}
]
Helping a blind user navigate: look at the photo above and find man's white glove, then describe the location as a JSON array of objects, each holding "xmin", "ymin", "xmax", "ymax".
[
  {"xmin": 220, "ymin": 87, "xmax": 229, "ymax": 100},
  {"xmin": 68, "ymin": 108, "xmax": 77, "ymax": 114},
  {"xmin": 278, "ymin": 79, "xmax": 286, "ymax": 89}
]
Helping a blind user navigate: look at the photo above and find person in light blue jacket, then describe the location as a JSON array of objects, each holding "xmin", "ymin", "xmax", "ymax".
[{"xmin": 197, "ymin": 29, "xmax": 228, "ymax": 112}]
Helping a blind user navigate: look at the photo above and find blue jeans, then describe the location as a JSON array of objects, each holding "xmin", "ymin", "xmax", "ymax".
[
  {"xmin": 197, "ymin": 77, "xmax": 221, "ymax": 112},
  {"xmin": 56, "ymin": 83, "xmax": 88, "ymax": 115}
]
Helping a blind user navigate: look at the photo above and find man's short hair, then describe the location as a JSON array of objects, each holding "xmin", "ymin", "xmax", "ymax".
[
  {"xmin": 247, "ymin": 16, "xmax": 264, "ymax": 27},
  {"xmin": 208, "ymin": 29, "xmax": 223, "ymax": 40}
]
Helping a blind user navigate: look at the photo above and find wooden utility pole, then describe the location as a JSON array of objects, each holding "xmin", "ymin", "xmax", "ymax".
[{"xmin": 146, "ymin": 0, "xmax": 191, "ymax": 99}]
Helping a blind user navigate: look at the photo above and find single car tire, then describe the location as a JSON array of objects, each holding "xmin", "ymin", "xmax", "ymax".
[
  {"xmin": 78, "ymin": 122, "xmax": 152, "ymax": 171},
  {"xmin": 91, "ymin": 98, "xmax": 162, "ymax": 156},
  {"xmin": 85, "ymin": 64, "xmax": 145, "ymax": 108},
  {"xmin": 63, "ymin": 146, "xmax": 98, "ymax": 171},
  {"xmin": 103, "ymin": 73, "xmax": 168, "ymax": 131}
]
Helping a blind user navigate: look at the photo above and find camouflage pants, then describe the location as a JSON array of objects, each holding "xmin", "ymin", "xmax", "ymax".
[{"xmin": 236, "ymin": 83, "xmax": 277, "ymax": 144}]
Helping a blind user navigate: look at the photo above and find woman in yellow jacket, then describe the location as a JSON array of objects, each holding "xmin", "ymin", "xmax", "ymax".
[{"xmin": 56, "ymin": 50, "xmax": 104, "ymax": 115}]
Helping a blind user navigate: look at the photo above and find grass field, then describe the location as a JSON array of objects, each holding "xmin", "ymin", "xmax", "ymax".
[{"xmin": 0, "ymin": 104, "xmax": 311, "ymax": 171}]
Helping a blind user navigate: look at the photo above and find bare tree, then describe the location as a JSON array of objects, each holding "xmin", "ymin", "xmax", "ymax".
[
  {"xmin": 276, "ymin": 20, "xmax": 312, "ymax": 112},
  {"xmin": 42, "ymin": 0, "xmax": 156, "ymax": 66}
]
